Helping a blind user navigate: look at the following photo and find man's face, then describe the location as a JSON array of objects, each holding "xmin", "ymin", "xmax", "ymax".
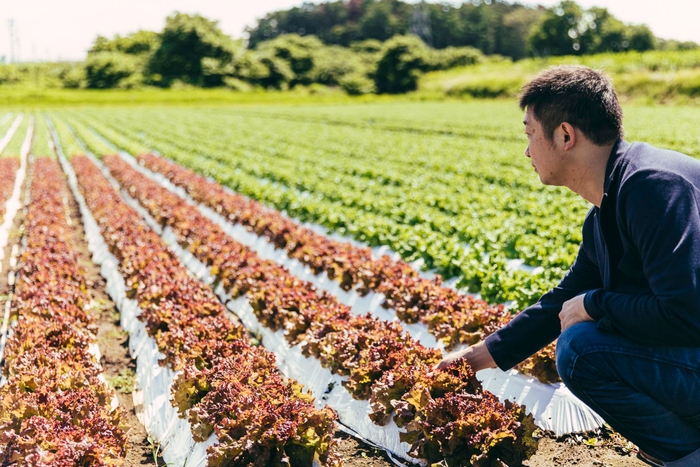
[{"xmin": 523, "ymin": 106, "xmax": 565, "ymax": 186}]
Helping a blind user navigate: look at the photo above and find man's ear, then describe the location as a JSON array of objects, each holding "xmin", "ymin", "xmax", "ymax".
[{"xmin": 560, "ymin": 122, "xmax": 576, "ymax": 151}]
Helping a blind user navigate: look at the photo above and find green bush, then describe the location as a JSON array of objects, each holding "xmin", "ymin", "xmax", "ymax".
[
  {"xmin": 427, "ymin": 47, "xmax": 483, "ymax": 71},
  {"xmin": 236, "ymin": 51, "xmax": 294, "ymax": 90},
  {"xmin": 340, "ymin": 73, "xmax": 376, "ymax": 95},
  {"xmin": 255, "ymin": 34, "xmax": 324, "ymax": 86},
  {"xmin": 350, "ymin": 39, "xmax": 383, "ymax": 55},
  {"xmin": 313, "ymin": 45, "xmax": 367, "ymax": 86},
  {"xmin": 222, "ymin": 77, "xmax": 253, "ymax": 92},
  {"xmin": 374, "ymin": 35, "xmax": 429, "ymax": 94},
  {"xmin": 147, "ymin": 12, "xmax": 240, "ymax": 87},
  {"xmin": 0, "ymin": 65, "xmax": 21, "ymax": 85},
  {"xmin": 446, "ymin": 76, "xmax": 524, "ymax": 98},
  {"xmin": 89, "ymin": 30, "xmax": 159, "ymax": 56},
  {"xmin": 84, "ymin": 52, "xmax": 141, "ymax": 89},
  {"xmin": 60, "ymin": 66, "xmax": 87, "ymax": 89}
]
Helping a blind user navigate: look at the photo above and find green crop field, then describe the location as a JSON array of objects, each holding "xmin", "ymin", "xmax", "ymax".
[
  {"xmin": 40, "ymin": 99, "xmax": 700, "ymax": 309},
  {"xmin": 3, "ymin": 95, "xmax": 698, "ymax": 467}
]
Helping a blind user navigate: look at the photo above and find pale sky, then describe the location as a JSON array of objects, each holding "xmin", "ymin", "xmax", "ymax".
[{"xmin": 0, "ymin": 0, "xmax": 698, "ymax": 62}]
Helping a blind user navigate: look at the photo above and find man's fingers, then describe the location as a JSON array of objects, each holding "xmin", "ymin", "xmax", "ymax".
[{"xmin": 434, "ymin": 359, "xmax": 450, "ymax": 370}]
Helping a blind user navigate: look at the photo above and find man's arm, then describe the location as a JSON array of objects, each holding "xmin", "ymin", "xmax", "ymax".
[
  {"xmin": 583, "ymin": 171, "xmax": 700, "ymax": 346},
  {"xmin": 437, "ymin": 340, "xmax": 497, "ymax": 371},
  {"xmin": 440, "ymin": 211, "xmax": 603, "ymax": 371}
]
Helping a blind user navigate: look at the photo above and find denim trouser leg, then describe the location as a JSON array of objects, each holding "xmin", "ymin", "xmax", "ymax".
[{"xmin": 556, "ymin": 322, "xmax": 700, "ymax": 464}]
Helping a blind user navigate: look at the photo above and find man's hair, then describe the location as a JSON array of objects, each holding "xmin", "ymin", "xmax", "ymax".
[{"xmin": 519, "ymin": 65, "xmax": 623, "ymax": 146}]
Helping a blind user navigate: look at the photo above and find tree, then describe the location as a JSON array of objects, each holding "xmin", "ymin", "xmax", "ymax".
[
  {"xmin": 501, "ymin": 7, "xmax": 544, "ymax": 60},
  {"xmin": 89, "ymin": 30, "xmax": 159, "ymax": 56},
  {"xmin": 587, "ymin": 7, "xmax": 628, "ymax": 54},
  {"xmin": 148, "ymin": 13, "xmax": 240, "ymax": 87},
  {"xmin": 84, "ymin": 52, "xmax": 141, "ymax": 89},
  {"xmin": 359, "ymin": 0, "xmax": 400, "ymax": 42},
  {"xmin": 528, "ymin": 1, "xmax": 660, "ymax": 57},
  {"xmin": 528, "ymin": 1, "xmax": 591, "ymax": 56},
  {"xmin": 628, "ymin": 25, "xmax": 656, "ymax": 52},
  {"xmin": 235, "ymin": 51, "xmax": 294, "ymax": 89},
  {"xmin": 246, "ymin": 1, "xmax": 351, "ymax": 48},
  {"xmin": 244, "ymin": 0, "xmax": 661, "ymax": 59},
  {"xmin": 255, "ymin": 34, "xmax": 324, "ymax": 86},
  {"xmin": 374, "ymin": 34, "xmax": 428, "ymax": 94}
]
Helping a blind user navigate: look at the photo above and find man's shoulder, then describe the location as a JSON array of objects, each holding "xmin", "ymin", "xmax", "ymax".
[
  {"xmin": 618, "ymin": 140, "xmax": 700, "ymax": 188},
  {"xmin": 627, "ymin": 140, "xmax": 690, "ymax": 158}
]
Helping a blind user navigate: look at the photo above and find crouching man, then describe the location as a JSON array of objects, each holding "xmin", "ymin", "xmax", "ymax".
[{"xmin": 439, "ymin": 65, "xmax": 700, "ymax": 467}]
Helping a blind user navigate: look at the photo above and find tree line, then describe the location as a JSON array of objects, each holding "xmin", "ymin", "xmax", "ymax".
[
  {"xmin": 247, "ymin": 0, "xmax": 696, "ymax": 60},
  {"xmin": 79, "ymin": 13, "xmax": 485, "ymax": 94}
]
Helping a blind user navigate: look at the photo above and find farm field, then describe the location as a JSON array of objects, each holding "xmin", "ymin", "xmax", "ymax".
[
  {"xmin": 56, "ymin": 100, "xmax": 700, "ymax": 308},
  {"xmin": 2, "ymin": 99, "xmax": 692, "ymax": 466}
]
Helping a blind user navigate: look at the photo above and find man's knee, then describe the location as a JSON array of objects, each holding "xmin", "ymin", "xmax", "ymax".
[{"xmin": 556, "ymin": 321, "xmax": 599, "ymax": 385}]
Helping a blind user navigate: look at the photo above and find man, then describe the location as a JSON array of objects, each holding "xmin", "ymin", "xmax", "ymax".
[{"xmin": 438, "ymin": 65, "xmax": 700, "ymax": 467}]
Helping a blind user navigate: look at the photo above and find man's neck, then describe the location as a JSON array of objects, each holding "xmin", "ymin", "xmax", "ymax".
[{"xmin": 564, "ymin": 142, "xmax": 616, "ymax": 208}]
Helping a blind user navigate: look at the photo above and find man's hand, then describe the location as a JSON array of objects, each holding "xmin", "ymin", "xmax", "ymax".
[
  {"xmin": 435, "ymin": 340, "xmax": 497, "ymax": 372},
  {"xmin": 559, "ymin": 293, "xmax": 594, "ymax": 331}
]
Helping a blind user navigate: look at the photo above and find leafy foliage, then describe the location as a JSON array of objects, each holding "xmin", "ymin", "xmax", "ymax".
[
  {"xmin": 84, "ymin": 52, "xmax": 143, "ymax": 89},
  {"xmin": 97, "ymin": 151, "xmax": 537, "ymax": 465},
  {"xmin": 0, "ymin": 157, "xmax": 127, "ymax": 466},
  {"xmin": 528, "ymin": 0, "xmax": 658, "ymax": 56},
  {"xmin": 0, "ymin": 157, "xmax": 19, "ymax": 221},
  {"xmin": 50, "ymin": 115, "xmax": 85, "ymax": 158},
  {"xmin": 30, "ymin": 114, "xmax": 51, "ymax": 156},
  {"xmin": 129, "ymin": 153, "xmax": 512, "ymax": 351},
  {"xmin": 246, "ymin": 0, "xmax": 545, "ymax": 59},
  {"xmin": 89, "ymin": 30, "xmax": 160, "ymax": 56},
  {"xmin": 123, "ymin": 150, "xmax": 556, "ymax": 382},
  {"xmin": 69, "ymin": 154, "xmax": 341, "ymax": 466},
  {"xmin": 63, "ymin": 106, "xmax": 575, "ymax": 311},
  {"xmin": 375, "ymin": 35, "xmax": 429, "ymax": 94},
  {"xmin": 60, "ymin": 107, "xmax": 564, "ymax": 383},
  {"xmin": 1, "ymin": 115, "xmax": 30, "ymax": 157},
  {"xmin": 147, "ymin": 13, "xmax": 241, "ymax": 87}
]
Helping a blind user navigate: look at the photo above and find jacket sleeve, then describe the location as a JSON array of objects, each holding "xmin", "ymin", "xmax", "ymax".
[
  {"xmin": 583, "ymin": 170, "xmax": 700, "ymax": 346},
  {"xmin": 485, "ymin": 212, "xmax": 603, "ymax": 371}
]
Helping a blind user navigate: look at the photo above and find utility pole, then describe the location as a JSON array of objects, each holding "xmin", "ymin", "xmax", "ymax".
[{"xmin": 8, "ymin": 19, "xmax": 17, "ymax": 64}]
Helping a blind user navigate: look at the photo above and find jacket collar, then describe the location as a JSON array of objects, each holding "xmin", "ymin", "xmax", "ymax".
[{"xmin": 603, "ymin": 139, "xmax": 632, "ymax": 196}]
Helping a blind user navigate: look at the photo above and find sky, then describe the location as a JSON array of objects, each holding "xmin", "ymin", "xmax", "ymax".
[{"xmin": 0, "ymin": 0, "xmax": 698, "ymax": 63}]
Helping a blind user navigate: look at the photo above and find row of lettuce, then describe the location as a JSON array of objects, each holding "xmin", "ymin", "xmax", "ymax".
[
  {"xmin": 49, "ymin": 114, "xmax": 540, "ymax": 465},
  {"xmin": 60, "ymin": 106, "xmax": 581, "ymax": 309},
  {"xmin": 68, "ymin": 152, "xmax": 343, "ymax": 466},
  {"xmin": 0, "ymin": 116, "xmax": 339, "ymax": 466},
  {"xmin": 0, "ymin": 157, "xmax": 127, "ymax": 464}
]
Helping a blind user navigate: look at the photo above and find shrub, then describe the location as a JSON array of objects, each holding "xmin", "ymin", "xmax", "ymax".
[
  {"xmin": 374, "ymin": 35, "xmax": 428, "ymax": 94},
  {"xmin": 84, "ymin": 52, "xmax": 141, "ymax": 89},
  {"xmin": 340, "ymin": 73, "xmax": 376, "ymax": 95},
  {"xmin": 427, "ymin": 46, "xmax": 483, "ymax": 71}
]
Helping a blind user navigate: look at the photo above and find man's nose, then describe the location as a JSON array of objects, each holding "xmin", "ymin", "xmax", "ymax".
[{"xmin": 525, "ymin": 145, "xmax": 531, "ymax": 158}]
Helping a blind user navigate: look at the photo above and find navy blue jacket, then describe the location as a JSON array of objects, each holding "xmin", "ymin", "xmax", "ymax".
[{"xmin": 485, "ymin": 139, "xmax": 700, "ymax": 371}]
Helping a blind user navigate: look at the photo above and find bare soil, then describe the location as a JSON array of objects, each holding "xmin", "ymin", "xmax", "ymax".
[
  {"xmin": 524, "ymin": 432, "xmax": 647, "ymax": 467},
  {"xmin": 333, "ymin": 430, "xmax": 648, "ymax": 467},
  {"xmin": 335, "ymin": 430, "xmax": 399, "ymax": 467}
]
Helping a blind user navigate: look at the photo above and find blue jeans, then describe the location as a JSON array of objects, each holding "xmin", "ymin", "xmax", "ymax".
[{"xmin": 556, "ymin": 322, "xmax": 700, "ymax": 465}]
